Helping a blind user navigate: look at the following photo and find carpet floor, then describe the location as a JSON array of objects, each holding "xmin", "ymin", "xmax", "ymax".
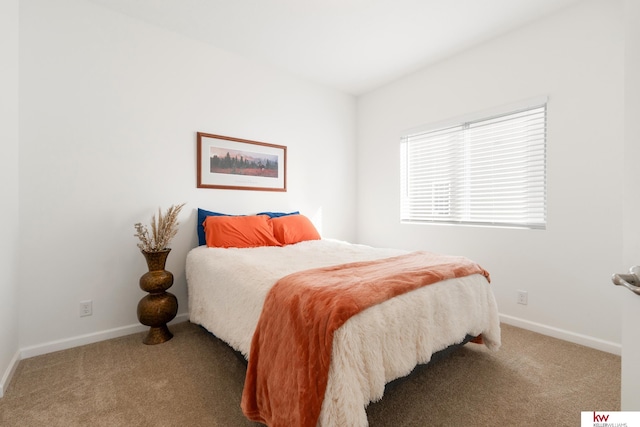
[{"xmin": 0, "ymin": 322, "xmax": 620, "ymax": 426}]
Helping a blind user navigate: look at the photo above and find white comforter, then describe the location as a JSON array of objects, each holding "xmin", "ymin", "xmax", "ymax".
[{"xmin": 186, "ymin": 239, "xmax": 501, "ymax": 426}]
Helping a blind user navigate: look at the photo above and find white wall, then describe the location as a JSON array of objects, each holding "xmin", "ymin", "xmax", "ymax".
[
  {"xmin": 17, "ymin": 0, "xmax": 356, "ymax": 353},
  {"xmin": 0, "ymin": 0, "xmax": 20, "ymax": 398},
  {"xmin": 356, "ymin": 0, "xmax": 624, "ymax": 351}
]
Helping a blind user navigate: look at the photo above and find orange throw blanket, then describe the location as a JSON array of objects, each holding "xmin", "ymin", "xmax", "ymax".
[{"xmin": 241, "ymin": 251, "xmax": 490, "ymax": 427}]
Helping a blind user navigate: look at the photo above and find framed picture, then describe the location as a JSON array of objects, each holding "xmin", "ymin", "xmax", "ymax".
[{"xmin": 197, "ymin": 132, "xmax": 287, "ymax": 191}]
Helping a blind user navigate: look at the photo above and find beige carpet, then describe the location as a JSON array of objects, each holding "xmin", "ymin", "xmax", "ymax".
[{"xmin": 0, "ymin": 322, "xmax": 620, "ymax": 427}]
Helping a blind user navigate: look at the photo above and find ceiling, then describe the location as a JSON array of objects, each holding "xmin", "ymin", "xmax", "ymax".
[{"xmin": 85, "ymin": 0, "xmax": 584, "ymax": 95}]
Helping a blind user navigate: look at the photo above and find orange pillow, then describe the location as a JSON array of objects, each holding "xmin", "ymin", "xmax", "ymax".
[
  {"xmin": 270, "ymin": 214, "xmax": 321, "ymax": 245},
  {"xmin": 203, "ymin": 215, "xmax": 281, "ymax": 248}
]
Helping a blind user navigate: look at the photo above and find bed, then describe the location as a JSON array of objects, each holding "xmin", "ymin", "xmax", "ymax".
[{"xmin": 186, "ymin": 211, "xmax": 501, "ymax": 427}]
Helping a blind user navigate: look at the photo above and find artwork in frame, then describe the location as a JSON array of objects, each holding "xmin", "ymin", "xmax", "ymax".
[{"xmin": 197, "ymin": 132, "xmax": 287, "ymax": 192}]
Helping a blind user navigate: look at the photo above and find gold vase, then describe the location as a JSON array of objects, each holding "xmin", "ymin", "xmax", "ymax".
[{"xmin": 137, "ymin": 249, "xmax": 178, "ymax": 345}]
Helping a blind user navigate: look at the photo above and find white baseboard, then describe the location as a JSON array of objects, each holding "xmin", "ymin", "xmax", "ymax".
[
  {"xmin": 0, "ymin": 349, "xmax": 21, "ymax": 398},
  {"xmin": 1, "ymin": 312, "xmax": 619, "ymax": 398},
  {"xmin": 20, "ymin": 312, "xmax": 190, "ymax": 359},
  {"xmin": 1, "ymin": 313, "xmax": 189, "ymax": 398},
  {"xmin": 499, "ymin": 313, "xmax": 621, "ymax": 356}
]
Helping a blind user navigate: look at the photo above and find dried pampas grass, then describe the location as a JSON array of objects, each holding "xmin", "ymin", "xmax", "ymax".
[{"xmin": 134, "ymin": 203, "xmax": 186, "ymax": 252}]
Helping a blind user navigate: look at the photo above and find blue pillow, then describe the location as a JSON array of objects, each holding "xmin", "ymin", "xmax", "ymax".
[
  {"xmin": 256, "ymin": 211, "xmax": 300, "ymax": 218},
  {"xmin": 197, "ymin": 209, "xmax": 231, "ymax": 246}
]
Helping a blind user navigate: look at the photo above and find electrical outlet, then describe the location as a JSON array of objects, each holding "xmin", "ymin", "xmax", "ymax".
[
  {"xmin": 517, "ymin": 291, "xmax": 528, "ymax": 305},
  {"xmin": 79, "ymin": 300, "xmax": 93, "ymax": 317}
]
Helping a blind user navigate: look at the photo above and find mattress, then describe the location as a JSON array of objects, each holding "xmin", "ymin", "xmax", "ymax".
[{"xmin": 186, "ymin": 239, "xmax": 501, "ymax": 426}]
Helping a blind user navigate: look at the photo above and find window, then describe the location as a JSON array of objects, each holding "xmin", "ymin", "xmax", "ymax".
[{"xmin": 400, "ymin": 100, "xmax": 547, "ymax": 229}]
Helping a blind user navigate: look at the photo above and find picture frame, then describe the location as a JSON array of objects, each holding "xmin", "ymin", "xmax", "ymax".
[{"xmin": 197, "ymin": 132, "xmax": 287, "ymax": 192}]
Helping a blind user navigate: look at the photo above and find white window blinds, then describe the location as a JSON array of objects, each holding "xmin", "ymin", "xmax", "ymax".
[{"xmin": 400, "ymin": 102, "xmax": 547, "ymax": 229}]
